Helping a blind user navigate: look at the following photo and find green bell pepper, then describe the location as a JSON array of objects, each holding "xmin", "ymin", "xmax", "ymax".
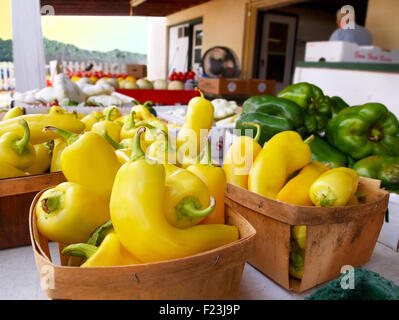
[
  {"xmin": 278, "ymin": 82, "xmax": 333, "ymax": 133},
  {"xmin": 353, "ymin": 155, "xmax": 399, "ymax": 191},
  {"xmin": 305, "ymin": 134, "xmax": 349, "ymax": 168},
  {"xmin": 236, "ymin": 95, "xmax": 306, "ymax": 146},
  {"xmin": 326, "ymin": 103, "xmax": 399, "ymax": 160},
  {"xmin": 328, "ymin": 96, "xmax": 350, "ymax": 117}
]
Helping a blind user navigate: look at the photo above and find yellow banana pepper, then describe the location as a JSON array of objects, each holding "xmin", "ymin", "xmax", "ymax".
[
  {"xmin": 110, "ymin": 128, "xmax": 239, "ymax": 263},
  {"xmin": 0, "ymin": 161, "xmax": 27, "ymax": 179},
  {"xmin": 115, "ymin": 149, "xmax": 132, "ymax": 165},
  {"xmin": 309, "ymin": 167, "xmax": 359, "ymax": 207},
  {"xmin": 177, "ymin": 91, "xmax": 214, "ymax": 163},
  {"xmin": 120, "ymin": 111, "xmax": 137, "ymax": 140},
  {"xmin": 290, "ymin": 249, "xmax": 305, "ymax": 280},
  {"xmin": 146, "ymin": 137, "xmax": 177, "ymax": 165},
  {"xmin": 114, "ymin": 114, "xmax": 129, "ymax": 126},
  {"xmin": 62, "ymin": 232, "xmax": 141, "ymax": 267},
  {"xmin": 131, "ymin": 102, "xmax": 155, "ymax": 122},
  {"xmin": 0, "ymin": 119, "xmax": 36, "ymax": 170},
  {"xmin": 36, "ymin": 182, "xmax": 110, "ymax": 244},
  {"xmin": 292, "ymin": 225, "xmax": 307, "ymax": 251},
  {"xmin": 50, "ymin": 138, "xmax": 67, "ymax": 172},
  {"xmin": 187, "ymin": 143, "xmax": 227, "ymax": 225},
  {"xmin": 91, "ymin": 107, "xmax": 122, "ymax": 143},
  {"xmin": 0, "ymin": 114, "xmax": 85, "ymax": 144},
  {"xmin": 102, "ymin": 106, "xmax": 121, "ymax": 121},
  {"xmin": 277, "ymin": 161, "xmax": 329, "ymax": 206},
  {"xmin": 248, "ymin": 131, "xmax": 312, "ymax": 199},
  {"xmin": 81, "ymin": 111, "xmax": 105, "ymax": 131},
  {"xmin": 164, "ymin": 164, "xmax": 215, "ymax": 228},
  {"xmin": 26, "ymin": 143, "xmax": 52, "ymax": 175},
  {"xmin": 48, "ymin": 106, "xmax": 67, "ymax": 115},
  {"xmin": 44, "ymin": 127, "xmax": 121, "ymax": 198},
  {"xmin": 2, "ymin": 106, "xmax": 25, "ymax": 121},
  {"xmin": 224, "ymin": 123, "xmax": 262, "ymax": 189}
]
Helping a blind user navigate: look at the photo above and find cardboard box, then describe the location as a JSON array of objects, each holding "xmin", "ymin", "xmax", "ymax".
[
  {"xmin": 379, "ymin": 50, "xmax": 394, "ymax": 64},
  {"xmin": 392, "ymin": 49, "xmax": 399, "ymax": 63},
  {"xmin": 198, "ymin": 78, "xmax": 277, "ymax": 96},
  {"xmin": 354, "ymin": 46, "xmax": 381, "ymax": 63},
  {"xmin": 126, "ymin": 64, "xmax": 147, "ymax": 79},
  {"xmin": 247, "ymin": 79, "xmax": 276, "ymax": 96},
  {"xmin": 198, "ymin": 78, "xmax": 248, "ymax": 95},
  {"xmin": 305, "ymin": 41, "xmax": 358, "ymax": 62}
]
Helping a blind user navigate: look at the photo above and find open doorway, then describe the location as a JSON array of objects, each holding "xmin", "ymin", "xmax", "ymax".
[{"xmin": 253, "ymin": 0, "xmax": 369, "ymax": 92}]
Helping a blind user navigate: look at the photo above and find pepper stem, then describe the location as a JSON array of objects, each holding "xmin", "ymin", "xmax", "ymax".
[
  {"xmin": 144, "ymin": 101, "xmax": 153, "ymax": 108},
  {"xmin": 62, "ymin": 243, "xmax": 98, "ymax": 259},
  {"xmin": 177, "ymin": 197, "xmax": 216, "ymax": 220},
  {"xmin": 195, "ymin": 87, "xmax": 205, "ymax": 99},
  {"xmin": 135, "ymin": 121, "xmax": 168, "ymax": 137},
  {"xmin": 314, "ymin": 187, "xmax": 337, "ymax": 207},
  {"xmin": 87, "ymin": 220, "xmax": 113, "ymax": 246},
  {"xmin": 303, "ymin": 135, "xmax": 315, "ymax": 144},
  {"xmin": 41, "ymin": 191, "xmax": 63, "ymax": 213},
  {"xmin": 105, "ymin": 107, "xmax": 117, "ymax": 121},
  {"xmin": 43, "ymin": 126, "xmax": 80, "ymax": 145},
  {"xmin": 103, "ymin": 130, "xmax": 123, "ymax": 150},
  {"xmin": 368, "ymin": 127, "xmax": 384, "ymax": 142},
  {"xmin": 130, "ymin": 127, "xmax": 146, "ymax": 161},
  {"xmin": 127, "ymin": 111, "xmax": 136, "ymax": 129},
  {"xmin": 199, "ymin": 141, "xmax": 213, "ymax": 166},
  {"xmin": 242, "ymin": 122, "xmax": 261, "ymax": 143},
  {"xmin": 13, "ymin": 120, "xmax": 31, "ymax": 155}
]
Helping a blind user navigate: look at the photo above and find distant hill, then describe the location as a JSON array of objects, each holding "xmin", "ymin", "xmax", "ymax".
[
  {"xmin": 0, "ymin": 37, "xmax": 147, "ymax": 64},
  {"xmin": 0, "ymin": 38, "xmax": 13, "ymax": 62}
]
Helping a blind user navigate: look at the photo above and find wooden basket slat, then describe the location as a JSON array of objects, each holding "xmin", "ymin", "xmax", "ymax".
[{"xmin": 0, "ymin": 172, "xmax": 66, "ymax": 250}]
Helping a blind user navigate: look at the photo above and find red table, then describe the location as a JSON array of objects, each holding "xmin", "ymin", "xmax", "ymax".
[{"xmin": 116, "ymin": 89, "xmax": 200, "ymax": 105}]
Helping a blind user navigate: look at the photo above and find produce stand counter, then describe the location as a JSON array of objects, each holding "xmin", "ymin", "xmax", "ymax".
[
  {"xmin": 0, "ymin": 241, "xmax": 397, "ymax": 300},
  {"xmin": 293, "ymin": 62, "xmax": 399, "ymax": 119}
]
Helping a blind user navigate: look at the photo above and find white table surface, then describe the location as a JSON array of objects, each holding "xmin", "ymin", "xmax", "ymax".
[{"xmin": 0, "ymin": 241, "xmax": 397, "ymax": 300}]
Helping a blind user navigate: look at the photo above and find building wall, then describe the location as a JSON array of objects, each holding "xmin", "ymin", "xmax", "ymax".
[
  {"xmin": 166, "ymin": 0, "xmax": 248, "ymax": 68},
  {"xmin": 366, "ymin": 0, "xmax": 399, "ymax": 50}
]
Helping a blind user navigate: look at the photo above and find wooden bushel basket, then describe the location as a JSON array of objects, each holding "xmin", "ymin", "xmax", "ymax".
[
  {"xmin": 29, "ymin": 189, "xmax": 256, "ymax": 300},
  {"xmin": 225, "ymin": 177, "xmax": 390, "ymax": 293},
  {"xmin": 0, "ymin": 172, "xmax": 66, "ymax": 250}
]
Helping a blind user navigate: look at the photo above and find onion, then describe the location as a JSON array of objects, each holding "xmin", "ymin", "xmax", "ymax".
[
  {"xmin": 153, "ymin": 79, "xmax": 168, "ymax": 90},
  {"xmin": 136, "ymin": 78, "xmax": 153, "ymax": 89},
  {"xmin": 168, "ymin": 80, "xmax": 184, "ymax": 90}
]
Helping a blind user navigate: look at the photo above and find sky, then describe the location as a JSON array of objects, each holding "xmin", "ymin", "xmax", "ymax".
[{"xmin": 0, "ymin": 0, "xmax": 148, "ymax": 54}]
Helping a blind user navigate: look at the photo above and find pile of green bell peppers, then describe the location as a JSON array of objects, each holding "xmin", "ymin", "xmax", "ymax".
[{"xmin": 235, "ymin": 82, "xmax": 399, "ymax": 191}]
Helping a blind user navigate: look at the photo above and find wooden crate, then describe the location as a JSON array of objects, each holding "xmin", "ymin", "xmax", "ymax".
[
  {"xmin": 0, "ymin": 172, "xmax": 66, "ymax": 250},
  {"xmin": 29, "ymin": 190, "xmax": 256, "ymax": 300},
  {"xmin": 225, "ymin": 177, "xmax": 390, "ymax": 293}
]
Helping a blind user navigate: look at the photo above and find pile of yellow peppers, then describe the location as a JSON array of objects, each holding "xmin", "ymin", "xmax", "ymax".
[
  {"xmin": 34, "ymin": 95, "xmax": 239, "ymax": 267},
  {"xmin": 0, "ymin": 106, "xmax": 85, "ymax": 179},
  {"xmin": 224, "ymin": 130, "xmax": 360, "ymax": 280}
]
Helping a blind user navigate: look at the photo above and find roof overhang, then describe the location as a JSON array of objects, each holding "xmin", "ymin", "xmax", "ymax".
[{"xmin": 41, "ymin": 0, "xmax": 211, "ymax": 16}]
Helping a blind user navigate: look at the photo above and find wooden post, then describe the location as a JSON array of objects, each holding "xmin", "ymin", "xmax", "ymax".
[{"xmin": 11, "ymin": 0, "xmax": 46, "ymax": 92}]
